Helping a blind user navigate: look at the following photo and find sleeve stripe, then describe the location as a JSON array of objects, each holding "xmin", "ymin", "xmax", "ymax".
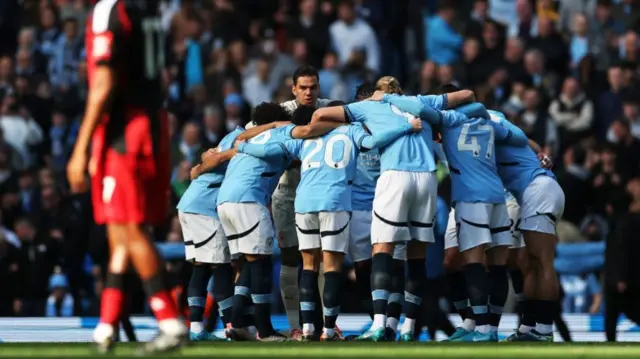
[
  {"xmin": 442, "ymin": 94, "xmax": 448, "ymax": 110},
  {"xmin": 92, "ymin": 0, "xmax": 118, "ymax": 33},
  {"xmin": 343, "ymin": 105, "xmax": 354, "ymax": 123}
]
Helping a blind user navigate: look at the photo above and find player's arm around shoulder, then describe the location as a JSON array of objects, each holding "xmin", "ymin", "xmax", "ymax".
[
  {"xmin": 194, "ymin": 148, "xmax": 237, "ymax": 178},
  {"xmin": 310, "ymin": 105, "xmax": 348, "ymax": 123},
  {"xmin": 291, "ymin": 121, "xmax": 343, "ymax": 139}
]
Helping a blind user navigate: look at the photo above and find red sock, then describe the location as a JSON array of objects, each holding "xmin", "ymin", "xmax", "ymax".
[
  {"xmin": 100, "ymin": 288, "xmax": 124, "ymax": 325},
  {"xmin": 149, "ymin": 290, "xmax": 180, "ymax": 322}
]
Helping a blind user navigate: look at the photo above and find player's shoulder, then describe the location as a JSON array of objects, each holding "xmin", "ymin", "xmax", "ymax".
[{"xmin": 316, "ymin": 99, "xmax": 333, "ymax": 108}]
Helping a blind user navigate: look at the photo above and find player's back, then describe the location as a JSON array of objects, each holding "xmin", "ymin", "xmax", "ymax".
[
  {"xmin": 177, "ymin": 127, "xmax": 244, "ymax": 217},
  {"xmin": 351, "ymin": 148, "xmax": 380, "ymax": 211},
  {"xmin": 345, "ymin": 101, "xmax": 436, "ymax": 173},
  {"xmin": 87, "ymin": 0, "xmax": 164, "ymax": 112},
  {"xmin": 441, "ymin": 117, "xmax": 504, "ymax": 204},
  {"xmin": 488, "ymin": 110, "xmax": 553, "ymax": 200},
  {"xmin": 217, "ymin": 125, "xmax": 294, "ymax": 207},
  {"xmin": 294, "ymin": 125, "xmax": 363, "ymax": 213}
]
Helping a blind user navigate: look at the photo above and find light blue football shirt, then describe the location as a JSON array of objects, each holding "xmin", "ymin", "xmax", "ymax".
[
  {"xmin": 176, "ymin": 127, "xmax": 244, "ymax": 219},
  {"xmin": 381, "ymin": 96, "xmax": 528, "ymax": 204},
  {"xmin": 237, "ymin": 122, "xmax": 413, "ymax": 213},
  {"xmin": 343, "ymin": 95, "xmax": 447, "ymax": 173},
  {"xmin": 486, "ymin": 110, "xmax": 555, "ymax": 202},
  {"xmin": 217, "ymin": 125, "xmax": 295, "ymax": 207},
  {"xmin": 351, "ymin": 148, "xmax": 380, "ymax": 212}
]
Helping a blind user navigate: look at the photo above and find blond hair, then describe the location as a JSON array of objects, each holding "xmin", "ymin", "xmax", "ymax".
[{"xmin": 375, "ymin": 76, "xmax": 403, "ymax": 95}]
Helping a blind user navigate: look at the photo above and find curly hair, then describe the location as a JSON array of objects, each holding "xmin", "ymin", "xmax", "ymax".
[{"xmin": 252, "ymin": 102, "xmax": 291, "ymax": 126}]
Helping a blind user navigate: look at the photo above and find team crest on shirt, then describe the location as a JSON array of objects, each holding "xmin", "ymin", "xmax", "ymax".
[{"xmin": 92, "ymin": 33, "xmax": 112, "ymax": 58}]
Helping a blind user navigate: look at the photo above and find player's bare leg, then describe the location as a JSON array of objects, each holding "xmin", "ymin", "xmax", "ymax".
[
  {"xmin": 485, "ymin": 246, "xmax": 509, "ymax": 334},
  {"xmin": 279, "ymin": 246, "xmax": 302, "ymax": 338},
  {"xmin": 521, "ymin": 231, "xmax": 558, "ymax": 341},
  {"xmin": 299, "ymin": 249, "xmax": 321, "ymax": 340},
  {"xmin": 399, "ymin": 240, "xmax": 429, "ymax": 342},
  {"xmin": 356, "ymin": 243, "xmax": 395, "ymax": 341},
  {"xmin": 320, "ymin": 251, "xmax": 344, "ymax": 341},
  {"xmin": 92, "ymin": 228, "xmax": 129, "ymax": 353},
  {"xmin": 123, "ymin": 223, "xmax": 187, "ymax": 353},
  {"xmin": 245, "ymin": 253, "xmax": 286, "ymax": 342},
  {"xmin": 187, "ymin": 262, "xmax": 211, "ymax": 340}
]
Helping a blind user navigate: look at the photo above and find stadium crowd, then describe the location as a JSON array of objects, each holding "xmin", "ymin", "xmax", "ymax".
[{"xmin": 0, "ymin": 0, "xmax": 639, "ymax": 337}]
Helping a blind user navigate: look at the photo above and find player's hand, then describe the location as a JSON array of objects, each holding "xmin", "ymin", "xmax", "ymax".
[
  {"xmin": 273, "ymin": 121, "xmax": 292, "ymax": 128},
  {"xmin": 367, "ymin": 90, "xmax": 385, "ymax": 101},
  {"xmin": 190, "ymin": 164, "xmax": 201, "ymax": 180},
  {"xmin": 538, "ymin": 153, "xmax": 553, "ymax": 169},
  {"xmin": 234, "ymin": 139, "xmax": 246, "ymax": 148},
  {"xmin": 67, "ymin": 151, "xmax": 88, "ymax": 193},
  {"xmin": 409, "ymin": 117, "xmax": 423, "ymax": 132}
]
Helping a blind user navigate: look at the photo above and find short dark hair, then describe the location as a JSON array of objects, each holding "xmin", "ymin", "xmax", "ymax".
[
  {"xmin": 252, "ymin": 102, "xmax": 291, "ymax": 126},
  {"xmin": 327, "ymin": 100, "xmax": 346, "ymax": 106},
  {"xmin": 291, "ymin": 105, "xmax": 315, "ymax": 126},
  {"xmin": 338, "ymin": 0, "xmax": 355, "ymax": 8},
  {"xmin": 432, "ymin": 83, "xmax": 461, "ymax": 95},
  {"xmin": 292, "ymin": 65, "xmax": 319, "ymax": 85},
  {"xmin": 438, "ymin": 0, "xmax": 457, "ymax": 11},
  {"xmin": 355, "ymin": 82, "xmax": 375, "ymax": 101}
]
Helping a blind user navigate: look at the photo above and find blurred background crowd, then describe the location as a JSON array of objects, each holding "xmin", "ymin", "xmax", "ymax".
[{"xmin": 0, "ymin": 0, "xmax": 639, "ymax": 332}]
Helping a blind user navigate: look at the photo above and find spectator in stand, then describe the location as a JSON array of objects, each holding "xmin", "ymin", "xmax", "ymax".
[
  {"xmin": 454, "ymin": 38, "xmax": 483, "ymax": 89},
  {"xmin": 223, "ymin": 92, "xmax": 245, "ymax": 132},
  {"xmin": 528, "ymin": 17, "xmax": 569, "ymax": 80},
  {"xmin": 558, "ymin": 144, "xmax": 592, "ymax": 225},
  {"xmin": 15, "ymin": 217, "xmax": 60, "ymax": 316},
  {"xmin": 243, "ymin": 56, "xmax": 275, "ymax": 107},
  {"xmin": 49, "ymin": 17, "xmax": 83, "ymax": 95},
  {"xmin": 609, "ymin": 119, "xmax": 640, "ymax": 182},
  {"xmin": 598, "ymin": 65, "xmax": 626, "ymax": 139},
  {"xmin": 508, "ymin": 0, "xmax": 538, "ymax": 42},
  {"xmin": 288, "ymin": 0, "xmax": 330, "ymax": 69},
  {"xmin": 570, "ymin": 13, "xmax": 609, "ymax": 73},
  {"xmin": 48, "ymin": 109, "xmax": 78, "ymax": 174},
  {"xmin": 594, "ymin": 0, "xmax": 626, "ymax": 49},
  {"xmin": 621, "ymin": 94, "xmax": 640, "ymax": 138},
  {"xmin": 611, "ymin": 0, "xmax": 640, "ymax": 31},
  {"xmin": 201, "ymin": 105, "xmax": 225, "ymax": 149},
  {"xmin": 619, "ymin": 30, "xmax": 640, "ymax": 64},
  {"xmin": 426, "ymin": 0, "xmax": 463, "ymax": 66},
  {"xmin": 605, "ymin": 177, "xmax": 640, "ymax": 341},
  {"xmin": 466, "ymin": 0, "xmax": 506, "ymax": 40},
  {"xmin": 0, "ymin": 221, "xmax": 22, "ymax": 316},
  {"xmin": 172, "ymin": 121, "xmax": 203, "ymax": 170},
  {"xmin": 478, "ymin": 20, "xmax": 505, "ymax": 79},
  {"xmin": 503, "ymin": 37, "xmax": 527, "ymax": 85},
  {"xmin": 329, "ymin": 0, "xmax": 380, "ymax": 73},
  {"xmin": 0, "ymin": 95, "xmax": 43, "ymax": 168},
  {"xmin": 558, "ymin": 0, "xmax": 596, "ymax": 34},
  {"xmin": 36, "ymin": 6, "xmax": 60, "ymax": 62},
  {"xmin": 318, "ymin": 51, "xmax": 348, "ymax": 102},
  {"xmin": 549, "ymin": 77, "xmax": 594, "ymax": 154},
  {"xmin": 45, "ymin": 270, "xmax": 74, "ymax": 317},
  {"xmin": 409, "ymin": 60, "xmax": 438, "ymax": 96},
  {"xmin": 515, "ymin": 87, "xmax": 558, "ymax": 154}
]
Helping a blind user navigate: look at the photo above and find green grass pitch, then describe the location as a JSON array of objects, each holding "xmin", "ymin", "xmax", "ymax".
[{"xmin": 2, "ymin": 343, "xmax": 640, "ymax": 358}]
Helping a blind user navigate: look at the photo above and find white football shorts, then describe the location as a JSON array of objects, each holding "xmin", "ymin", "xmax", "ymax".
[
  {"xmin": 295, "ymin": 211, "xmax": 351, "ymax": 253},
  {"xmin": 218, "ymin": 202, "xmax": 275, "ymax": 256},
  {"xmin": 179, "ymin": 211, "xmax": 233, "ymax": 264},
  {"xmin": 371, "ymin": 170, "xmax": 437, "ymax": 244},
  {"xmin": 519, "ymin": 175, "xmax": 565, "ymax": 236}
]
